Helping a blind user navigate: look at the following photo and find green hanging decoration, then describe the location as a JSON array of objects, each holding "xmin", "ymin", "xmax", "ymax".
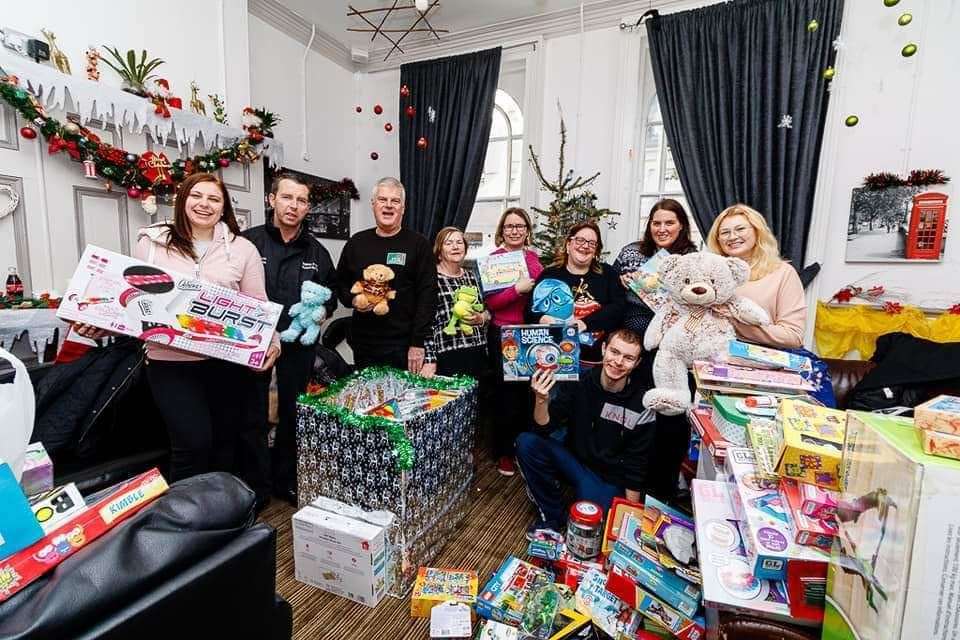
[
  {"xmin": 823, "ymin": 67, "xmax": 836, "ymax": 80},
  {"xmin": 901, "ymin": 43, "xmax": 918, "ymax": 57},
  {"xmin": 897, "ymin": 12, "xmax": 913, "ymax": 26}
]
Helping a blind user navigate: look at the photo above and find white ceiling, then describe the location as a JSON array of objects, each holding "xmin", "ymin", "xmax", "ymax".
[{"xmin": 277, "ymin": 0, "xmax": 589, "ymax": 51}]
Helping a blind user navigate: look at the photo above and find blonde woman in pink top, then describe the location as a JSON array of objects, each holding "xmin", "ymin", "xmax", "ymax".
[
  {"xmin": 484, "ymin": 207, "xmax": 543, "ymax": 476},
  {"xmin": 707, "ymin": 203, "xmax": 835, "ymax": 406},
  {"xmin": 77, "ymin": 173, "xmax": 279, "ymax": 483}
]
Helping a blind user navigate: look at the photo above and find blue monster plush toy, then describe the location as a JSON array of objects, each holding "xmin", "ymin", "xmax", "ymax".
[
  {"xmin": 280, "ymin": 281, "xmax": 332, "ymax": 345},
  {"xmin": 531, "ymin": 279, "xmax": 574, "ymax": 321}
]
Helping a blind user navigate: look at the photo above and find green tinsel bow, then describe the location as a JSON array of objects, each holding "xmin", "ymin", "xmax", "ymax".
[{"xmin": 298, "ymin": 366, "xmax": 476, "ymax": 471}]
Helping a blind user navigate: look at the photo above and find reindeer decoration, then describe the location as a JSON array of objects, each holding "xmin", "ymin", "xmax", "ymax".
[
  {"xmin": 40, "ymin": 29, "xmax": 71, "ymax": 75},
  {"xmin": 189, "ymin": 81, "xmax": 206, "ymax": 116}
]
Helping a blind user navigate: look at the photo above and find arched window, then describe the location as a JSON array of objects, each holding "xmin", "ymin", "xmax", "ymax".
[
  {"xmin": 637, "ymin": 94, "xmax": 702, "ymax": 245},
  {"xmin": 466, "ymin": 89, "xmax": 524, "ymax": 249}
]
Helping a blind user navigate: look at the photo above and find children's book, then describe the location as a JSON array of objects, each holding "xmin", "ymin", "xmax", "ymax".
[
  {"xmin": 477, "ymin": 251, "xmax": 529, "ymax": 293},
  {"xmin": 627, "ymin": 249, "xmax": 672, "ymax": 312}
]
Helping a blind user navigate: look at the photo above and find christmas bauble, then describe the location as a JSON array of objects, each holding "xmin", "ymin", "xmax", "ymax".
[
  {"xmin": 845, "ymin": 115, "xmax": 859, "ymax": 127},
  {"xmin": 355, "ymin": 105, "xmax": 362, "ymax": 113},
  {"xmin": 405, "ymin": 105, "xmax": 416, "ymax": 118},
  {"xmin": 806, "ymin": 19, "xmax": 819, "ymax": 32},
  {"xmin": 384, "ymin": 123, "xmax": 393, "ymax": 132},
  {"xmin": 400, "ymin": 84, "xmax": 410, "ymax": 98},
  {"xmin": 898, "ymin": 12, "xmax": 913, "ymax": 26},
  {"xmin": 125, "ymin": 153, "xmax": 138, "ymax": 164},
  {"xmin": 13, "ymin": 89, "xmax": 27, "ymax": 101},
  {"xmin": 822, "ymin": 67, "xmax": 836, "ymax": 80},
  {"xmin": 63, "ymin": 122, "xmax": 81, "ymax": 135},
  {"xmin": 370, "ymin": 151, "xmax": 379, "ymax": 160},
  {"xmin": 218, "ymin": 158, "xmax": 230, "ymax": 168},
  {"xmin": 127, "ymin": 186, "xmax": 142, "ymax": 199},
  {"xmin": 901, "ymin": 43, "xmax": 918, "ymax": 57},
  {"xmin": 102, "ymin": 166, "xmax": 115, "ymax": 177},
  {"xmin": 883, "ymin": 0, "xmax": 900, "ymax": 6},
  {"xmin": 19, "ymin": 127, "xmax": 37, "ymax": 140},
  {"xmin": 373, "ymin": 104, "xmax": 383, "ymax": 115},
  {"xmin": 416, "ymin": 136, "xmax": 428, "ymax": 150}
]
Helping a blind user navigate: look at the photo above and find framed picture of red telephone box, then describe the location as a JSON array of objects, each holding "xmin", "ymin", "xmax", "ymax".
[{"xmin": 845, "ymin": 185, "xmax": 950, "ymax": 263}]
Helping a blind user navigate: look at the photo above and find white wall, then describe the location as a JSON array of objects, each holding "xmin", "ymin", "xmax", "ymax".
[
  {"xmin": 353, "ymin": 68, "xmax": 402, "ymax": 236},
  {"xmin": 0, "ymin": 0, "xmax": 257, "ymax": 293},
  {"xmin": 806, "ymin": 0, "xmax": 960, "ymax": 312},
  {"xmin": 248, "ymin": 15, "xmax": 359, "ymax": 263}
]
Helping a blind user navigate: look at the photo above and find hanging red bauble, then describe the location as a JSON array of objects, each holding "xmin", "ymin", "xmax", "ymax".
[
  {"xmin": 416, "ymin": 136, "xmax": 428, "ymax": 150},
  {"xmin": 373, "ymin": 104, "xmax": 383, "ymax": 115},
  {"xmin": 400, "ymin": 84, "xmax": 410, "ymax": 98},
  {"xmin": 405, "ymin": 105, "xmax": 416, "ymax": 118},
  {"xmin": 355, "ymin": 105, "xmax": 362, "ymax": 113},
  {"xmin": 370, "ymin": 151, "xmax": 379, "ymax": 160},
  {"xmin": 384, "ymin": 123, "xmax": 393, "ymax": 132},
  {"xmin": 218, "ymin": 158, "xmax": 230, "ymax": 168},
  {"xmin": 127, "ymin": 186, "xmax": 142, "ymax": 199},
  {"xmin": 19, "ymin": 127, "xmax": 37, "ymax": 140}
]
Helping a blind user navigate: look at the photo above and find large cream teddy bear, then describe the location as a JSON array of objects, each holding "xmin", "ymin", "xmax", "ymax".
[{"xmin": 642, "ymin": 252, "xmax": 771, "ymax": 415}]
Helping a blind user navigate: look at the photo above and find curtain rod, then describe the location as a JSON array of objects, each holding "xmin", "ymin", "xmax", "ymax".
[
  {"xmin": 620, "ymin": 9, "xmax": 659, "ymax": 31},
  {"xmin": 367, "ymin": 39, "xmax": 538, "ymax": 73}
]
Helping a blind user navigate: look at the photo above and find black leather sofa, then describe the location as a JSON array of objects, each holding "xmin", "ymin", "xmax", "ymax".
[{"xmin": 0, "ymin": 472, "xmax": 291, "ymax": 640}]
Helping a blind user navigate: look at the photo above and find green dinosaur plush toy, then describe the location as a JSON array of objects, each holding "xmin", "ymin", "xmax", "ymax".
[{"xmin": 443, "ymin": 285, "xmax": 485, "ymax": 335}]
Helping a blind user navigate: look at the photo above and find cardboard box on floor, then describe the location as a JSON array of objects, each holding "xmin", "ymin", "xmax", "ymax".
[{"xmin": 292, "ymin": 502, "xmax": 392, "ymax": 607}]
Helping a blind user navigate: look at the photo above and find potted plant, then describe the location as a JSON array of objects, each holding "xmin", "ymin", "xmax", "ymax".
[{"xmin": 100, "ymin": 47, "xmax": 165, "ymax": 96}]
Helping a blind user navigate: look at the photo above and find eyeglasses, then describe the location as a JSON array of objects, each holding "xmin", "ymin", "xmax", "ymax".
[
  {"xmin": 503, "ymin": 224, "xmax": 527, "ymax": 232},
  {"xmin": 570, "ymin": 237, "xmax": 598, "ymax": 250},
  {"xmin": 718, "ymin": 225, "xmax": 752, "ymax": 240}
]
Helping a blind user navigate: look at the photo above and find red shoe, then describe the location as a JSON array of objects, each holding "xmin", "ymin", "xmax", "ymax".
[{"xmin": 497, "ymin": 456, "xmax": 516, "ymax": 477}]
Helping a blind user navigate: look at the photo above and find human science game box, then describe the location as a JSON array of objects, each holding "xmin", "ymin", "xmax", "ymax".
[
  {"xmin": 500, "ymin": 324, "xmax": 580, "ymax": 382},
  {"xmin": 58, "ymin": 245, "xmax": 282, "ymax": 367}
]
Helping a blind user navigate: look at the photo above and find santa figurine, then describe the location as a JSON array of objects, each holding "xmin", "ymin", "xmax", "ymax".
[{"xmin": 241, "ymin": 107, "xmax": 262, "ymax": 131}]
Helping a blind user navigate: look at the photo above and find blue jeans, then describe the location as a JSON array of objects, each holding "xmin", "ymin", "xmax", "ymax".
[{"xmin": 515, "ymin": 431, "xmax": 623, "ymax": 529}]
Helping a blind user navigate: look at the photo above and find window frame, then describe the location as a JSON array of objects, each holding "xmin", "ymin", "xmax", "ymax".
[{"xmin": 474, "ymin": 93, "xmax": 523, "ymax": 213}]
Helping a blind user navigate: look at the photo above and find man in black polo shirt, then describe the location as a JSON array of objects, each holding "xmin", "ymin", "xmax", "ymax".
[
  {"xmin": 245, "ymin": 173, "xmax": 337, "ymax": 503},
  {"xmin": 516, "ymin": 328, "xmax": 658, "ymax": 536}
]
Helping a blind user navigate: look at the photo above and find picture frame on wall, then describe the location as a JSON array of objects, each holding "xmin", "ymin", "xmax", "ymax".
[
  {"xmin": 845, "ymin": 185, "xmax": 950, "ymax": 263},
  {"xmin": 263, "ymin": 165, "xmax": 351, "ymax": 241}
]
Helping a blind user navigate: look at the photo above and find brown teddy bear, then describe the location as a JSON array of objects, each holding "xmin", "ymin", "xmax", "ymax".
[{"xmin": 350, "ymin": 264, "xmax": 396, "ymax": 315}]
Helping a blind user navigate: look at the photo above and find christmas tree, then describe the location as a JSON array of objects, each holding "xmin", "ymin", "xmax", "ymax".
[{"xmin": 528, "ymin": 109, "xmax": 618, "ymax": 265}]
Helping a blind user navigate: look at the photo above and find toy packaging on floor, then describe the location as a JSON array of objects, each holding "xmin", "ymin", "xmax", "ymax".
[
  {"xmin": 58, "ymin": 244, "xmax": 282, "ymax": 366},
  {"xmin": 476, "ymin": 556, "xmax": 555, "ymax": 626},
  {"xmin": 296, "ymin": 367, "xmax": 477, "ymax": 594},
  {"xmin": 410, "ymin": 567, "xmax": 479, "ymax": 617},
  {"xmin": 292, "ymin": 500, "xmax": 393, "ymax": 607},
  {"xmin": 500, "ymin": 324, "xmax": 580, "ymax": 381},
  {"xmin": 824, "ymin": 411, "xmax": 960, "ymax": 640},
  {"xmin": 574, "ymin": 568, "xmax": 641, "ymax": 639},
  {"xmin": 775, "ymin": 399, "xmax": 847, "ymax": 490},
  {"xmin": 639, "ymin": 495, "xmax": 701, "ymax": 586},
  {"xmin": 0, "ymin": 468, "xmax": 168, "ymax": 602}
]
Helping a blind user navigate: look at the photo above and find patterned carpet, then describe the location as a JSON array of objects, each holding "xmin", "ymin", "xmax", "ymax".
[{"xmin": 259, "ymin": 456, "xmax": 536, "ymax": 639}]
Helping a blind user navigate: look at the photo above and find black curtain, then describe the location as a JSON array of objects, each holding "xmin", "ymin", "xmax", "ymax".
[
  {"xmin": 646, "ymin": 0, "xmax": 843, "ymax": 265},
  {"xmin": 399, "ymin": 47, "xmax": 501, "ymax": 241}
]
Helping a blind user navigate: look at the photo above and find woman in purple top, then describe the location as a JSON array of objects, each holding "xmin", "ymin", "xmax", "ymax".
[{"xmin": 484, "ymin": 208, "xmax": 543, "ymax": 476}]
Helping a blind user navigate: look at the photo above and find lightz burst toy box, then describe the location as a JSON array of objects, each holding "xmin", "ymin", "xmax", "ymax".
[
  {"xmin": 500, "ymin": 324, "xmax": 580, "ymax": 381},
  {"xmin": 58, "ymin": 245, "xmax": 282, "ymax": 367}
]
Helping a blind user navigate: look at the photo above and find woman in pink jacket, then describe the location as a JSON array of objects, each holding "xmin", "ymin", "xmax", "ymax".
[
  {"xmin": 77, "ymin": 173, "xmax": 279, "ymax": 484},
  {"xmin": 484, "ymin": 207, "xmax": 543, "ymax": 476}
]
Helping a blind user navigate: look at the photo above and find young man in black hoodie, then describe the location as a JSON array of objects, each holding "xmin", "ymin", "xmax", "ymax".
[
  {"xmin": 516, "ymin": 328, "xmax": 657, "ymax": 535},
  {"xmin": 244, "ymin": 173, "xmax": 337, "ymax": 504},
  {"xmin": 336, "ymin": 177, "xmax": 437, "ymax": 373}
]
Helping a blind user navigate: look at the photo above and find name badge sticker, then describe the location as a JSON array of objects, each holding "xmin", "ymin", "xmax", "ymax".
[{"xmin": 386, "ymin": 252, "xmax": 406, "ymax": 266}]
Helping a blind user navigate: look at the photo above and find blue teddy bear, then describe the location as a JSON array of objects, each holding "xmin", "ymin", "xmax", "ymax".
[{"xmin": 280, "ymin": 281, "xmax": 332, "ymax": 345}]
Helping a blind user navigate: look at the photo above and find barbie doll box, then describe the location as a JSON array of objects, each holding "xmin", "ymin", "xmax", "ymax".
[
  {"xmin": 58, "ymin": 245, "xmax": 282, "ymax": 367},
  {"xmin": 824, "ymin": 411, "xmax": 960, "ymax": 640}
]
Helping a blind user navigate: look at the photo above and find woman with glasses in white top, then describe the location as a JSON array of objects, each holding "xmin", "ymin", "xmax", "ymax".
[
  {"xmin": 526, "ymin": 221, "xmax": 625, "ymax": 369},
  {"xmin": 707, "ymin": 204, "xmax": 835, "ymax": 406}
]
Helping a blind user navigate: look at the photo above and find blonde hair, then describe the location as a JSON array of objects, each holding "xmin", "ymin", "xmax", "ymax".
[
  {"xmin": 494, "ymin": 207, "xmax": 533, "ymax": 247},
  {"xmin": 433, "ymin": 226, "xmax": 464, "ymax": 263},
  {"xmin": 707, "ymin": 204, "xmax": 784, "ymax": 280}
]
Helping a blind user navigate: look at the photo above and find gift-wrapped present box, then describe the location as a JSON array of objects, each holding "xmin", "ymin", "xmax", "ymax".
[{"xmin": 296, "ymin": 367, "xmax": 477, "ymax": 595}]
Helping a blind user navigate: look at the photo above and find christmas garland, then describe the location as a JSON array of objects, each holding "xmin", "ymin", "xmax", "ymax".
[
  {"xmin": 298, "ymin": 366, "xmax": 476, "ymax": 471},
  {"xmin": 0, "ymin": 74, "xmax": 278, "ymax": 201},
  {"xmin": 862, "ymin": 169, "xmax": 950, "ymax": 190}
]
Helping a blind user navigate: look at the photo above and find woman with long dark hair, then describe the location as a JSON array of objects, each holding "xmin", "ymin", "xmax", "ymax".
[
  {"xmin": 613, "ymin": 198, "xmax": 697, "ymax": 336},
  {"xmin": 135, "ymin": 173, "xmax": 278, "ymax": 485}
]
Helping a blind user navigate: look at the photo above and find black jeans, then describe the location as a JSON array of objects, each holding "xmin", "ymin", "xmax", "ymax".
[
  {"xmin": 487, "ymin": 324, "xmax": 531, "ymax": 458},
  {"xmin": 255, "ymin": 343, "xmax": 316, "ymax": 492},
  {"xmin": 146, "ymin": 358, "xmax": 264, "ymax": 488},
  {"xmin": 352, "ymin": 343, "xmax": 409, "ymax": 371}
]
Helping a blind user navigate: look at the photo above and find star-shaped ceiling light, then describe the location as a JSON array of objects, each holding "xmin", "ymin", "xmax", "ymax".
[{"xmin": 347, "ymin": 1, "xmax": 447, "ymax": 61}]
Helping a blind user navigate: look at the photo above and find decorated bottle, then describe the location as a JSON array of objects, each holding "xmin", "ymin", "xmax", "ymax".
[{"xmin": 6, "ymin": 267, "xmax": 24, "ymax": 302}]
